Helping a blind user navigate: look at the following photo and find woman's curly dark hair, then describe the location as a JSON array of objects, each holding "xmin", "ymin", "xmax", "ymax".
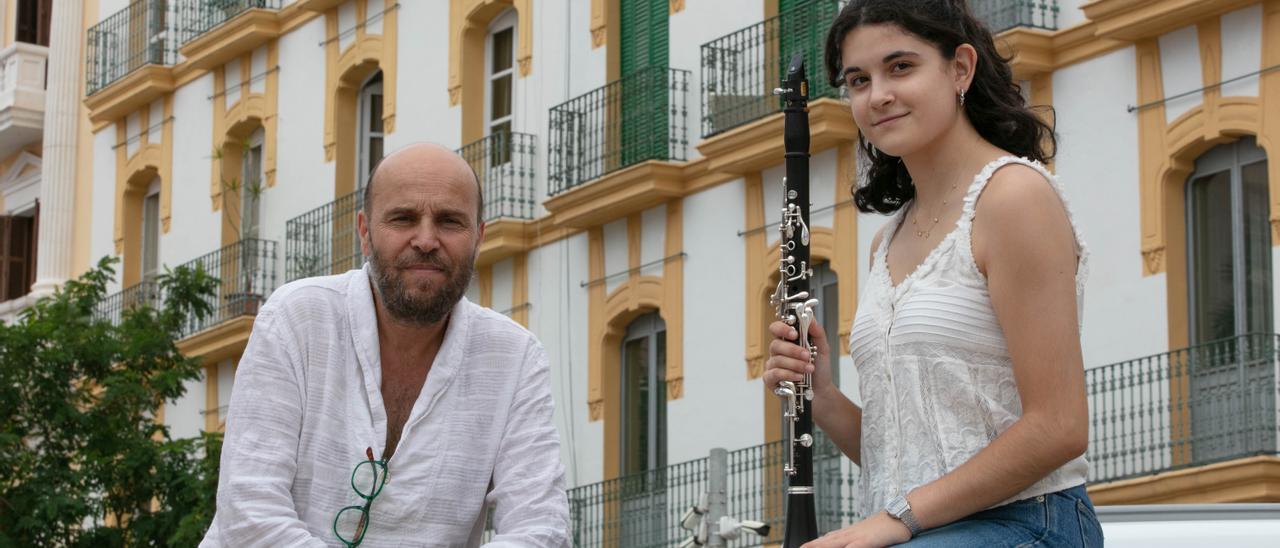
[{"xmin": 824, "ymin": 0, "xmax": 1056, "ymax": 214}]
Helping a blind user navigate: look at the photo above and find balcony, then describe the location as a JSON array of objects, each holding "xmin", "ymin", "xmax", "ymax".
[
  {"xmin": 547, "ymin": 66, "xmax": 690, "ymax": 196},
  {"xmin": 972, "ymin": 0, "xmax": 1059, "ymax": 33},
  {"xmin": 0, "ymin": 43, "xmax": 47, "ymax": 158},
  {"xmin": 285, "ymin": 191, "xmax": 363, "ymax": 283},
  {"xmin": 458, "ymin": 131, "xmax": 537, "ymax": 223},
  {"xmin": 567, "ymin": 432, "xmax": 857, "ymax": 547},
  {"xmin": 700, "ymin": 0, "xmax": 842, "ymax": 138},
  {"xmin": 94, "ymin": 238, "xmax": 279, "ymax": 340},
  {"xmin": 1086, "ymin": 333, "xmax": 1279, "ymax": 485},
  {"xmin": 85, "ymin": 0, "xmax": 177, "ymax": 96},
  {"xmin": 176, "ymin": 0, "xmax": 283, "ymax": 72}
]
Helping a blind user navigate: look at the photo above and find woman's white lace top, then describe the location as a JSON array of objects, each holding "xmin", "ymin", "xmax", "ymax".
[{"xmin": 848, "ymin": 156, "xmax": 1090, "ymax": 517}]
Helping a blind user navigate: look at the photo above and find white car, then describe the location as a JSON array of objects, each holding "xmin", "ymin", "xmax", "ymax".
[{"xmin": 1097, "ymin": 504, "xmax": 1280, "ymax": 547}]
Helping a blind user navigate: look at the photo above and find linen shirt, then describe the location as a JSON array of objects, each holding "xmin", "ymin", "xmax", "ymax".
[{"xmin": 200, "ymin": 266, "xmax": 569, "ymax": 547}]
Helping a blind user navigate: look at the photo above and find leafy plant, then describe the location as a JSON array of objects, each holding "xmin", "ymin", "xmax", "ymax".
[{"xmin": 0, "ymin": 257, "xmax": 223, "ymax": 546}]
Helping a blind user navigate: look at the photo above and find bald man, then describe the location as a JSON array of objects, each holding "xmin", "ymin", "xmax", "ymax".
[{"xmin": 202, "ymin": 144, "xmax": 569, "ymax": 547}]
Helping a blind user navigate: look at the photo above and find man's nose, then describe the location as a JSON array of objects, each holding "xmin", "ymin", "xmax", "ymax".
[{"xmin": 409, "ymin": 220, "xmax": 442, "ymax": 254}]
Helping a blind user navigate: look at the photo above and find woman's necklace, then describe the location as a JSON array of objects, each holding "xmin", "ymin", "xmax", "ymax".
[{"xmin": 910, "ymin": 177, "xmax": 962, "ymax": 239}]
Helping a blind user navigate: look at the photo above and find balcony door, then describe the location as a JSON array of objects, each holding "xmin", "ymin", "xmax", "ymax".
[
  {"xmin": 619, "ymin": 311, "xmax": 667, "ymax": 547},
  {"xmin": 1185, "ymin": 136, "xmax": 1274, "ymax": 463}
]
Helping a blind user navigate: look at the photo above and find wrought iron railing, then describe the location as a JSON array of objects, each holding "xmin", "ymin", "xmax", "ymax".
[
  {"xmin": 93, "ymin": 278, "xmax": 165, "ymax": 328},
  {"xmin": 86, "ymin": 0, "xmax": 178, "ymax": 95},
  {"xmin": 548, "ymin": 66, "xmax": 690, "ymax": 195},
  {"xmin": 566, "ymin": 432, "xmax": 860, "ymax": 547},
  {"xmin": 176, "ymin": 0, "xmax": 282, "ymax": 47},
  {"xmin": 1086, "ymin": 333, "xmax": 1279, "ymax": 483},
  {"xmin": 285, "ymin": 191, "xmax": 364, "ymax": 282},
  {"xmin": 458, "ymin": 132, "xmax": 537, "ymax": 222},
  {"xmin": 700, "ymin": 0, "xmax": 843, "ymax": 137},
  {"xmin": 177, "ymin": 238, "xmax": 278, "ymax": 337},
  {"xmin": 93, "ymin": 239, "xmax": 278, "ymax": 337},
  {"xmin": 972, "ymin": 0, "xmax": 1059, "ymax": 33}
]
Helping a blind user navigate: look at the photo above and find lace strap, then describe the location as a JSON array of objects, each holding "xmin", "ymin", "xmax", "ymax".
[{"xmin": 957, "ymin": 156, "xmax": 1091, "ymax": 294}]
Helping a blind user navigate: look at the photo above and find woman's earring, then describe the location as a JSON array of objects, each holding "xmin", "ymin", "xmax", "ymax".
[{"xmin": 959, "ymin": 88, "xmax": 966, "ymax": 107}]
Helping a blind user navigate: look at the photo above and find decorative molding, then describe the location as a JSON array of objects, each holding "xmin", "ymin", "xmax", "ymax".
[
  {"xmin": 176, "ymin": 316, "xmax": 254, "ymax": 363},
  {"xmin": 323, "ymin": 0, "xmax": 397, "ymax": 167},
  {"xmin": 542, "ymin": 161, "xmax": 686, "ymax": 228},
  {"xmin": 177, "ymin": 8, "xmax": 280, "ymax": 73},
  {"xmin": 511, "ymin": 253, "xmax": 529, "ymax": 326},
  {"xmin": 1088, "ymin": 456, "xmax": 1280, "ymax": 505},
  {"xmin": 590, "ymin": 0, "xmax": 607, "ymax": 49},
  {"xmin": 1081, "ymin": 0, "xmax": 1259, "ymax": 42},
  {"xmin": 84, "ymin": 65, "xmax": 174, "ymax": 127},
  {"xmin": 669, "ymin": 0, "xmax": 685, "ymax": 14},
  {"xmin": 697, "ymin": 98, "xmax": 858, "ymax": 175}
]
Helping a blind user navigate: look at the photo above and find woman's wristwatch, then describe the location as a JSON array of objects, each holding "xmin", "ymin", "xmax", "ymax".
[{"xmin": 885, "ymin": 495, "xmax": 922, "ymax": 537}]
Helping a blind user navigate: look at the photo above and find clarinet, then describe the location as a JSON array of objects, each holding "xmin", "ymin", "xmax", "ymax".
[{"xmin": 771, "ymin": 53, "xmax": 819, "ymax": 547}]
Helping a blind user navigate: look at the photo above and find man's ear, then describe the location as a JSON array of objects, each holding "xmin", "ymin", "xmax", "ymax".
[
  {"xmin": 953, "ymin": 43, "xmax": 978, "ymax": 91},
  {"xmin": 358, "ymin": 209, "xmax": 371, "ymax": 258}
]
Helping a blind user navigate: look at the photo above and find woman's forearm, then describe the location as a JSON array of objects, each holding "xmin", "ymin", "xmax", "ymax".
[
  {"xmin": 812, "ymin": 385, "xmax": 862, "ymax": 465},
  {"xmin": 905, "ymin": 411, "xmax": 1087, "ymax": 530}
]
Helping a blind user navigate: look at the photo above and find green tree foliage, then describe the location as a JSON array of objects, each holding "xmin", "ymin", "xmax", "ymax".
[{"xmin": 0, "ymin": 257, "xmax": 224, "ymax": 546}]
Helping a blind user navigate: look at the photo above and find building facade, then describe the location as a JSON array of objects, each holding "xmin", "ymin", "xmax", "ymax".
[{"xmin": 52, "ymin": 0, "xmax": 1280, "ymax": 542}]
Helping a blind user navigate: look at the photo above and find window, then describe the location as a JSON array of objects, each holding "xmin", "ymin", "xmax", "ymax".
[
  {"xmin": 0, "ymin": 207, "xmax": 37, "ymax": 302},
  {"xmin": 1187, "ymin": 136, "xmax": 1272, "ymax": 343},
  {"xmin": 486, "ymin": 14, "xmax": 515, "ymax": 166},
  {"xmin": 16, "ymin": 0, "xmax": 52, "ymax": 46},
  {"xmin": 619, "ymin": 311, "xmax": 667, "ymax": 547},
  {"xmin": 357, "ymin": 72, "xmax": 385, "ymax": 192},
  {"xmin": 810, "ymin": 262, "xmax": 840, "ymax": 388},
  {"xmin": 1186, "ymin": 136, "xmax": 1274, "ymax": 465},
  {"xmin": 240, "ymin": 129, "xmax": 265, "ymax": 241},
  {"xmin": 621, "ymin": 312, "xmax": 667, "ymax": 475},
  {"xmin": 142, "ymin": 189, "xmax": 161, "ymax": 282}
]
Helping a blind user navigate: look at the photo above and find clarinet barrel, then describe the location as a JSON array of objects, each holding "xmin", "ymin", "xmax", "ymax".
[{"xmin": 772, "ymin": 53, "xmax": 819, "ymax": 547}]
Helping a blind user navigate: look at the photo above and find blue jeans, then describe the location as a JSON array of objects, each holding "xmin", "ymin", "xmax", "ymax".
[{"xmin": 894, "ymin": 484, "xmax": 1104, "ymax": 547}]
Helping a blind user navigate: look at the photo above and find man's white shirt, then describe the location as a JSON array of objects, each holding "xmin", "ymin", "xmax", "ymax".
[{"xmin": 201, "ymin": 266, "xmax": 569, "ymax": 547}]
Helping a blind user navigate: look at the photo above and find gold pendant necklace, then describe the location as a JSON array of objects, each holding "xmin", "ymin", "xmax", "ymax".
[{"xmin": 910, "ymin": 179, "xmax": 961, "ymax": 239}]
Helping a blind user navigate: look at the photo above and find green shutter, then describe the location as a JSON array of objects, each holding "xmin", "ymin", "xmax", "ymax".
[
  {"xmin": 778, "ymin": 0, "xmax": 839, "ymax": 98},
  {"xmin": 620, "ymin": 0, "xmax": 670, "ymax": 166}
]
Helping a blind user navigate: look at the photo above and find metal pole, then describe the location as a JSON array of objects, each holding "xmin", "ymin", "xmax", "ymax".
[{"xmin": 707, "ymin": 448, "xmax": 728, "ymax": 547}]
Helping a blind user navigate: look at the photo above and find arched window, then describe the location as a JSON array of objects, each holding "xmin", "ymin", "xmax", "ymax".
[
  {"xmin": 357, "ymin": 72, "xmax": 385, "ymax": 192},
  {"xmin": 240, "ymin": 128, "xmax": 265, "ymax": 241},
  {"xmin": 1185, "ymin": 136, "xmax": 1273, "ymax": 464},
  {"xmin": 1186, "ymin": 136, "xmax": 1271, "ymax": 344},
  {"xmin": 142, "ymin": 178, "xmax": 162, "ymax": 283},
  {"xmin": 486, "ymin": 10, "xmax": 516, "ymax": 153},
  {"xmin": 621, "ymin": 311, "xmax": 667, "ymax": 475}
]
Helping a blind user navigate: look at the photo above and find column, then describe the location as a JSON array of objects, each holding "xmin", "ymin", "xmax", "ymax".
[{"xmin": 31, "ymin": 0, "xmax": 85, "ymax": 296}]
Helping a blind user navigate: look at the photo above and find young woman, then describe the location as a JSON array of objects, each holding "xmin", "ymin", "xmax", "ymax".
[{"xmin": 763, "ymin": 1, "xmax": 1104, "ymax": 546}]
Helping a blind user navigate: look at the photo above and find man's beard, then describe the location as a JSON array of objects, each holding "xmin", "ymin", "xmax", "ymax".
[{"xmin": 367, "ymin": 238, "xmax": 475, "ymax": 326}]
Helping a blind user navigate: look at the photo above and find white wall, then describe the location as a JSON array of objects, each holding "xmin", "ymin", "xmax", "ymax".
[
  {"xmin": 1055, "ymin": 0, "xmax": 1090, "ymax": 31},
  {"xmin": 1158, "ymin": 25, "xmax": 1202, "ymax": 124},
  {"xmin": 1054, "ymin": 45, "xmax": 1169, "ymax": 368},
  {"xmin": 1220, "ymin": 4, "xmax": 1263, "ymax": 98},
  {"xmin": 670, "ymin": 176, "xmax": 759, "ymax": 462},
  {"xmin": 90, "ymin": 127, "xmax": 119, "ymax": 292},
  {"xmin": 270, "ymin": 15, "xmax": 338, "ymax": 284},
  {"xmin": 390, "ymin": 0, "xmax": 460, "ymax": 149},
  {"xmin": 162, "ymin": 72, "xmax": 219, "ymax": 269},
  {"xmin": 527, "ymin": 231, "xmax": 596, "ymax": 486}
]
